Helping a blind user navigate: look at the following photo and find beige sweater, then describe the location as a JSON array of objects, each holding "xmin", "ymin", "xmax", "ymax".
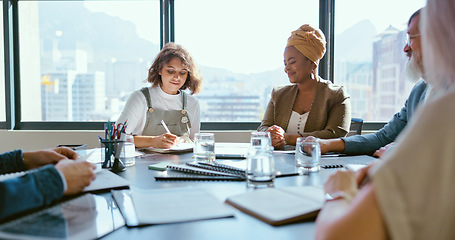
[{"xmin": 258, "ymin": 79, "xmax": 351, "ymax": 139}]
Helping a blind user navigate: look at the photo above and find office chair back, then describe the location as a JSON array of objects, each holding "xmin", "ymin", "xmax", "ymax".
[{"xmin": 347, "ymin": 118, "xmax": 363, "ymax": 137}]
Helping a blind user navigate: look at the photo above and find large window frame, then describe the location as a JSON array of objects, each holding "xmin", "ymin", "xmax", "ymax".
[{"xmin": 2, "ymin": 0, "xmax": 385, "ymax": 131}]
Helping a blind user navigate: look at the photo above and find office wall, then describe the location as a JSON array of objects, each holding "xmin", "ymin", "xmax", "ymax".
[{"xmin": 0, "ymin": 130, "xmax": 252, "ymax": 152}]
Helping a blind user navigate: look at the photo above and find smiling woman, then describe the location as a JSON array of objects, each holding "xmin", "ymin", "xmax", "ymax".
[
  {"xmin": 115, "ymin": 42, "xmax": 203, "ymax": 149},
  {"xmin": 258, "ymin": 24, "xmax": 351, "ymax": 149}
]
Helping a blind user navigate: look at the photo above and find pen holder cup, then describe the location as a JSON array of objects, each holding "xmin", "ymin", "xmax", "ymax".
[{"xmin": 100, "ymin": 139, "xmax": 126, "ymax": 169}]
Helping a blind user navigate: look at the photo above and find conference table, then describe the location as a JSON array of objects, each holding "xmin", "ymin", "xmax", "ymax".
[
  {"xmin": 0, "ymin": 144, "xmax": 375, "ymax": 240},
  {"xmin": 101, "ymin": 147, "xmax": 375, "ymax": 240}
]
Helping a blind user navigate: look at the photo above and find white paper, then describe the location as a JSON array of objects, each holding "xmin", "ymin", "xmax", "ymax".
[
  {"xmin": 131, "ymin": 187, "xmax": 234, "ymax": 224},
  {"xmin": 83, "ymin": 169, "xmax": 129, "ymax": 192}
]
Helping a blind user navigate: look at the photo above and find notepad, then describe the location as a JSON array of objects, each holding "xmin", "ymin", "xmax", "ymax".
[
  {"xmin": 225, "ymin": 186, "xmax": 325, "ymax": 226},
  {"xmin": 83, "ymin": 169, "xmax": 130, "ymax": 192},
  {"xmin": 155, "ymin": 171, "xmax": 246, "ymax": 181},
  {"xmin": 215, "ymin": 142, "xmax": 249, "ymax": 159},
  {"xmin": 138, "ymin": 142, "xmax": 194, "ymax": 154},
  {"xmin": 0, "ymin": 169, "xmax": 129, "ymax": 193},
  {"xmin": 165, "ymin": 163, "xmax": 245, "ymax": 178},
  {"xmin": 112, "ymin": 187, "xmax": 235, "ymax": 226}
]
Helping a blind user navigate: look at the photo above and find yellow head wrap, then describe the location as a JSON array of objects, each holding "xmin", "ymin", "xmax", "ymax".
[{"xmin": 286, "ymin": 24, "xmax": 326, "ymax": 66}]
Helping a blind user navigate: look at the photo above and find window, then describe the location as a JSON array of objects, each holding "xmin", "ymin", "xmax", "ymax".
[
  {"xmin": 334, "ymin": 0, "xmax": 425, "ymax": 121},
  {"xmin": 18, "ymin": 0, "xmax": 160, "ymax": 122},
  {"xmin": 0, "ymin": 5, "xmax": 5, "ymax": 123},
  {"xmin": 174, "ymin": 0, "xmax": 319, "ymax": 122}
]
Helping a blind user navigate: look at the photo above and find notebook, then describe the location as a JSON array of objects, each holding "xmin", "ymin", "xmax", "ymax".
[
  {"xmin": 0, "ymin": 169, "xmax": 129, "ymax": 193},
  {"xmin": 215, "ymin": 142, "xmax": 249, "ymax": 159},
  {"xmin": 225, "ymin": 186, "xmax": 325, "ymax": 226},
  {"xmin": 319, "ymin": 155, "xmax": 376, "ymax": 169},
  {"xmin": 205, "ymin": 160, "xmax": 299, "ymax": 178},
  {"xmin": 155, "ymin": 171, "xmax": 246, "ymax": 181},
  {"xmin": 112, "ymin": 187, "xmax": 235, "ymax": 226},
  {"xmin": 164, "ymin": 162, "xmax": 245, "ymax": 178},
  {"xmin": 138, "ymin": 142, "xmax": 194, "ymax": 154}
]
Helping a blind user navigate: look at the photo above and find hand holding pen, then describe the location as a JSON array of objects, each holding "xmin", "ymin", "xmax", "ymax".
[{"xmin": 157, "ymin": 120, "xmax": 177, "ymax": 148}]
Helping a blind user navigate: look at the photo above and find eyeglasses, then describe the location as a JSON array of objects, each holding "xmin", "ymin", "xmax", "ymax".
[{"xmin": 406, "ymin": 33, "xmax": 421, "ymax": 45}]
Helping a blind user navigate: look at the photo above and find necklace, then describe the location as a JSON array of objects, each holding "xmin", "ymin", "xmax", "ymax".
[
  {"xmin": 295, "ymin": 91, "xmax": 314, "ymax": 114},
  {"xmin": 297, "ymin": 99, "xmax": 312, "ymax": 114}
]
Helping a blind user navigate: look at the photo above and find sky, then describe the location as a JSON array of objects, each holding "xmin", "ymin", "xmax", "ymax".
[{"xmin": 84, "ymin": 0, "xmax": 426, "ymax": 74}]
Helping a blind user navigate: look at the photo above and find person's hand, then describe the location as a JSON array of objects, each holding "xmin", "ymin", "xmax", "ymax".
[
  {"xmin": 23, "ymin": 147, "xmax": 78, "ymax": 170},
  {"xmin": 354, "ymin": 164, "xmax": 372, "ymax": 186},
  {"xmin": 306, "ymin": 136, "xmax": 345, "ymax": 154},
  {"xmin": 154, "ymin": 133, "xmax": 178, "ymax": 149},
  {"xmin": 373, "ymin": 142, "xmax": 396, "ymax": 158},
  {"xmin": 324, "ymin": 169, "xmax": 358, "ymax": 199},
  {"xmin": 55, "ymin": 159, "xmax": 96, "ymax": 196},
  {"xmin": 177, "ymin": 135, "xmax": 193, "ymax": 144},
  {"xmin": 266, "ymin": 125, "xmax": 286, "ymax": 148}
]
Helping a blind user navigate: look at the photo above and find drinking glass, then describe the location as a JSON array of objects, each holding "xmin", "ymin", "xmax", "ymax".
[
  {"xmin": 250, "ymin": 132, "xmax": 272, "ymax": 149},
  {"xmin": 295, "ymin": 137, "xmax": 321, "ymax": 174},
  {"xmin": 121, "ymin": 134, "xmax": 136, "ymax": 167},
  {"xmin": 246, "ymin": 147, "xmax": 275, "ymax": 188},
  {"xmin": 193, "ymin": 133, "xmax": 215, "ymax": 162}
]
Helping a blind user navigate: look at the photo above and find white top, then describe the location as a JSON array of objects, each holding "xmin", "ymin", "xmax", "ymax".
[
  {"xmin": 116, "ymin": 86, "xmax": 200, "ymax": 138},
  {"xmin": 370, "ymin": 86, "xmax": 455, "ymax": 240},
  {"xmin": 286, "ymin": 111, "xmax": 309, "ymax": 136}
]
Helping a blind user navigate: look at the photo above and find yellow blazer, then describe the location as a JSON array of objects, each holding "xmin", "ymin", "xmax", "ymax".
[{"xmin": 258, "ymin": 79, "xmax": 351, "ymax": 139}]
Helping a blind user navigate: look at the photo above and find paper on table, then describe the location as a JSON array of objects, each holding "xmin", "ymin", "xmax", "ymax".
[
  {"xmin": 0, "ymin": 168, "xmax": 128, "ymax": 194},
  {"xmin": 83, "ymin": 169, "xmax": 129, "ymax": 192},
  {"xmin": 130, "ymin": 187, "xmax": 234, "ymax": 225}
]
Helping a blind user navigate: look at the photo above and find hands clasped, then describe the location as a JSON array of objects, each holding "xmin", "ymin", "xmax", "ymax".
[{"xmin": 266, "ymin": 125, "xmax": 286, "ymax": 148}]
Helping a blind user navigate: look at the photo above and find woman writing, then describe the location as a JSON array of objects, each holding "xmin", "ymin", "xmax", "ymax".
[
  {"xmin": 116, "ymin": 42, "xmax": 202, "ymax": 148},
  {"xmin": 258, "ymin": 24, "xmax": 351, "ymax": 149}
]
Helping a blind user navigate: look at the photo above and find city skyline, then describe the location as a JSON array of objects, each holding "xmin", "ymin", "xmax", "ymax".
[{"xmin": 12, "ymin": 1, "xmax": 422, "ymax": 124}]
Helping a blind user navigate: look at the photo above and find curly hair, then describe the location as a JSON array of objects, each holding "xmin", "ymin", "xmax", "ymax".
[{"xmin": 147, "ymin": 42, "xmax": 202, "ymax": 94}]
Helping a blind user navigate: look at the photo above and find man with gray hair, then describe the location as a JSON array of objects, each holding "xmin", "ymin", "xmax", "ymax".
[{"xmin": 315, "ymin": 8, "xmax": 428, "ymax": 157}]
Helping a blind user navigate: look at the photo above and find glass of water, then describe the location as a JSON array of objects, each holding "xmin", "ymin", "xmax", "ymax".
[
  {"xmin": 250, "ymin": 132, "xmax": 272, "ymax": 149},
  {"xmin": 121, "ymin": 134, "xmax": 136, "ymax": 167},
  {"xmin": 193, "ymin": 133, "xmax": 215, "ymax": 162},
  {"xmin": 295, "ymin": 137, "xmax": 321, "ymax": 174},
  {"xmin": 246, "ymin": 147, "xmax": 275, "ymax": 188}
]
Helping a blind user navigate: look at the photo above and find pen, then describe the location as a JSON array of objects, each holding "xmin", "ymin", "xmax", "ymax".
[{"xmin": 161, "ymin": 120, "xmax": 171, "ymax": 134}]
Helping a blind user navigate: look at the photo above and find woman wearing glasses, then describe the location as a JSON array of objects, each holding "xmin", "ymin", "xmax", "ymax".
[{"xmin": 316, "ymin": 1, "xmax": 455, "ymax": 239}]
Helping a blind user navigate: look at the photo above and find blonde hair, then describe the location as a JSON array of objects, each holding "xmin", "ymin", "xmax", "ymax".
[
  {"xmin": 422, "ymin": 0, "xmax": 455, "ymax": 91},
  {"xmin": 148, "ymin": 42, "xmax": 202, "ymax": 94}
]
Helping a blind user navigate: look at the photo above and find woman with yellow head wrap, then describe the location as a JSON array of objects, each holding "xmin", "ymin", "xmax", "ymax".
[{"xmin": 258, "ymin": 24, "xmax": 351, "ymax": 148}]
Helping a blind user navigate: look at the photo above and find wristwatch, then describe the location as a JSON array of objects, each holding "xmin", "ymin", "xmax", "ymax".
[{"xmin": 325, "ymin": 191, "xmax": 353, "ymax": 202}]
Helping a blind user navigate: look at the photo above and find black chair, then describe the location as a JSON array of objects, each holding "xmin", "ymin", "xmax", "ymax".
[{"xmin": 347, "ymin": 118, "xmax": 363, "ymax": 137}]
